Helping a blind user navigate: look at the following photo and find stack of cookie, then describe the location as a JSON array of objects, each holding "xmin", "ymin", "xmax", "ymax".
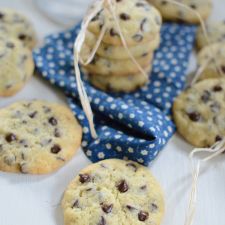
[
  {"xmin": 80, "ymin": 0, "xmax": 162, "ymax": 92},
  {"xmin": 0, "ymin": 8, "xmax": 36, "ymax": 97}
]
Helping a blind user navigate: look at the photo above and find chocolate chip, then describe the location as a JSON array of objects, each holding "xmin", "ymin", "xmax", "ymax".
[
  {"xmin": 109, "ymin": 28, "xmax": 119, "ymax": 37},
  {"xmin": 161, "ymin": 0, "xmax": 167, "ymax": 5},
  {"xmin": 41, "ymin": 139, "xmax": 52, "ymax": 147},
  {"xmin": 56, "ymin": 157, "xmax": 65, "ymax": 162},
  {"xmin": 72, "ymin": 199, "xmax": 79, "ymax": 208},
  {"xmin": 21, "ymin": 153, "xmax": 25, "ymax": 160},
  {"xmin": 28, "ymin": 111, "xmax": 37, "ymax": 118},
  {"xmin": 126, "ymin": 205, "xmax": 136, "ymax": 211},
  {"xmin": 120, "ymin": 13, "xmax": 130, "ymax": 21},
  {"xmin": 117, "ymin": 180, "xmax": 129, "ymax": 193},
  {"xmin": 221, "ymin": 66, "xmax": 225, "ymax": 73},
  {"xmin": 150, "ymin": 203, "xmax": 158, "ymax": 212},
  {"xmin": 48, "ymin": 117, "xmax": 57, "ymax": 126},
  {"xmin": 5, "ymin": 84, "xmax": 12, "ymax": 89},
  {"xmin": 6, "ymin": 42, "xmax": 15, "ymax": 48},
  {"xmin": 18, "ymin": 34, "xmax": 27, "ymax": 40},
  {"xmin": 136, "ymin": 2, "xmax": 145, "ymax": 7},
  {"xmin": 142, "ymin": 52, "xmax": 148, "ymax": 57},
  {"xmin": 190, "ymin": 4, "xmax": 196, "ymax": 9},
  {"xmin": 54, "ymin": 128, "xmax": 61, "ymax": 137},
  {"xmin": 86, "ymin": 188, "xmax": 92, "ymax": 191},
  {"xmin": 5, "ymin": 133, "xmax": 17, "ymax": 143},
  {"xmin": 213, "ymin": 85, "xmax": 223, "ymax": 92},
  {"xmin": 187, "ymin": 112, "xmax": 201, "ymax": 122},
  {"xmin": 0, "ymin": 12, "xmax": 4, "ymax": 19},
  {"xmin": 132, "ymin": 34, "xmax": 143, "ymax": 42},
  {"xmin": 201, "ymin": 90, "xmax": 211, "ymax": 103},
  {"xmin": 126, "ymin": 162, "xmax": 137, "ymax": 172},
  {"xmin": 98, "ymin": 216, "xmax": 106, "ymax": 225},
  {"xmin": 23, "ymin": 102, "xmax": 32, "ymax": 108},
  {"xmin": 100, "ymin": 163, "xmax": 107, "ymax": 169},
  {"xmin": 51, "ymin": 144, "xmax": 61, "ymax": 154},
  {"xmin": 79, "ymin": 174, "xmax": 91, "ymax": 183},
  {"xmin": 101, "ymin": 204, "xmax": 113, "ymax": 213},
  {"xmin": 140, "ymin": 185, "xmax": 147, "ymax": 190},
  {"xmin": 140, "ymin": 18, "xmax": 147, "ymax": 32},
  {"xmin": 138, "ymin": 211, "xmax": 149, "ymax": 221},
  {"xmin": 215, "ymin": 135, "xmax": 222, "ymax": 142},
  {"xmin": 43, "ymin": 106, "xmax": 51, "ymax": 113},
  {"xmin": 20, "ymin": 139, "xmax": 28, "ymax": 148}
]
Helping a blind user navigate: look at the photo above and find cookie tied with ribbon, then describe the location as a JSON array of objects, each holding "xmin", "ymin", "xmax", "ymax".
[
  {"xmin": 80, "ymin": 0, "xmax": 162, "ymax": 94},
  {"xmin": 33, "ymin": 17, "xmax": 196, "ymax": 165}
]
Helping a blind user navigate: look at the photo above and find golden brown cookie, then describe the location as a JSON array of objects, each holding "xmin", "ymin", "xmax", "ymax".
[
  {"xmin": 173, "ymin": 78, "xmax": 225, "ymax": 147},
  {"xmin": 62, "ymin": 159, "xmax": 165, "ymax": 225},
  {"xmin": 0, "ymin": 100, "xmax": 82, "ymax": 174}
]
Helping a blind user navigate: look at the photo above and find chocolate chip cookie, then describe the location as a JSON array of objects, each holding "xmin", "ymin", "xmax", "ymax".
[
  {"xmin": 147, "ymin": 0, "xmax": 212, "ymax": 24},
  {"xmin": 62, "ymin": 159, "xmax": 165, "ymax": 225},
  {"xmin": 173, "ymin": 78, "xmax": 225, "ymax": 147},
  {"xmin": 81, "ymin": 51, "xmax": 153, "ymax": 76},
  {"xmin": 87, "ymin": 0, "xmax": 162, "ymax": 46},
  {"xmin": 196, "ymin": 21, "xmax": 225, "ymax": 50},
  {"xmin": 0, "ymin": 100, "xmax": 82, "ymax": 174},
  {"xmin": 0, "ymin": 35, "xmax": 34, "ymax": 97},
  {"xmin": 0, "ymin": 8, "xmax": 36, "ymax": 49},
  {"xmin": 83, "ymin": 30, "xmax": 160, "ymax": 60},
  {"xmin": 197, "ymin": 42, "xmax": 225, "ymax": 80},
  {"xmin": 86, "ymin": 65, "xmax": 152, "ymax": 92}
]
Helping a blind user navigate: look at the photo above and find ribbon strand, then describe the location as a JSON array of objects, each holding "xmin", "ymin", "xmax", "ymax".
[
  {"xmin": 74, "ymin": 0, "xmax": 155, "ymax": 137},
  {"xmin": 184, "ymin": 139, "xmax": 225, "ymax": 225},
  {"xmin": 164, "ymin": 0, "xmax": 223, "ymax": 85}
]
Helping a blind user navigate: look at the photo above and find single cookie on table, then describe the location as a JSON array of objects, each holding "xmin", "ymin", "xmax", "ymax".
[
  {"xmin": 0, "ymin": 100, "xmax": 82, "ymax": 174},
  {"xmin": 0, "ymin": 35, "xmax": 34, "ymax": 97},
  {"xmin": 82, "ymin": 51, "xmax": 153, "ymax": 76},
  {"xmin": 86, "ymin": 65, "xmax": 152, "ymax": 93},
  {"xmin": 173, "ymin": 78, "xmax": 225, "ymax": 147},
  {"xmin": 62, "ymin": 159, "xmax": 165, "ymax": 225},
  {"xmin": 196, "ymin": 42, "xmax": 225, "ymax": 80},
  {"xmin": 88, "ymin": 0, "xmax": 162, "ymax": 46},
  {"xmin": 147, "ymin": 0, "xmax": 212, "ymax": 24},
  {"xmin": 83, "ymin": 30, "xmax": 160, "ymax": 60},
  {"xmin": 196, "ymin": 21, "xmax": 225, "ymax": 50},
  {"xmin": 0, "ymin": 8, "xmax": 36, "ymax": 49}
]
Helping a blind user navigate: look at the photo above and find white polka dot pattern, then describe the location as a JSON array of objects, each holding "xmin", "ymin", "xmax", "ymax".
[{"xmin": 33, "ymin": 23, "xmax": 196, "ymax": 165}]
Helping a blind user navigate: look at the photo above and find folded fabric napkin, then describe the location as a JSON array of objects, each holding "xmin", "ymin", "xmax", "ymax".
[{"xmin": 33, "ymin": 23, "xmax": 196, "ymax": 166}]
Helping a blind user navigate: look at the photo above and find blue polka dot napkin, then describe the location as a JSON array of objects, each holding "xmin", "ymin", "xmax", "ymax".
[{"xmin": 33, "ymin": 23, "xmax": 196, "ymax": 166}]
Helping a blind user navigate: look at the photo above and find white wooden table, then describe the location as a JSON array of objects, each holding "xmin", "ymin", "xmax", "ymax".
[{"xmin": 0, "ymin": 1, "xmax": 224, "ymax": 225}]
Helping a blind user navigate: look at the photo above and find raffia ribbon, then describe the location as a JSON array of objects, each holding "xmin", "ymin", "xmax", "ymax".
[
  {"xmin": 184, "ymin": 140, "xmax": 225, "ymax": 225},
  {"xmin": 74, "ymin": 0, "xmax": 155, "ymax": 138},
  {"xmin": 164, "ymin": 0, "xmax": 223, "ymax": 86},
  {"xmin": 160, "ymin": 1, "xmax": 225, "ymax": 225}
]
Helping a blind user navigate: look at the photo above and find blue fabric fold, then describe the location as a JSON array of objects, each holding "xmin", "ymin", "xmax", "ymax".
[{"xmin": 33, "ymin": 23, "xmax": 196, "ymax": 166}]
